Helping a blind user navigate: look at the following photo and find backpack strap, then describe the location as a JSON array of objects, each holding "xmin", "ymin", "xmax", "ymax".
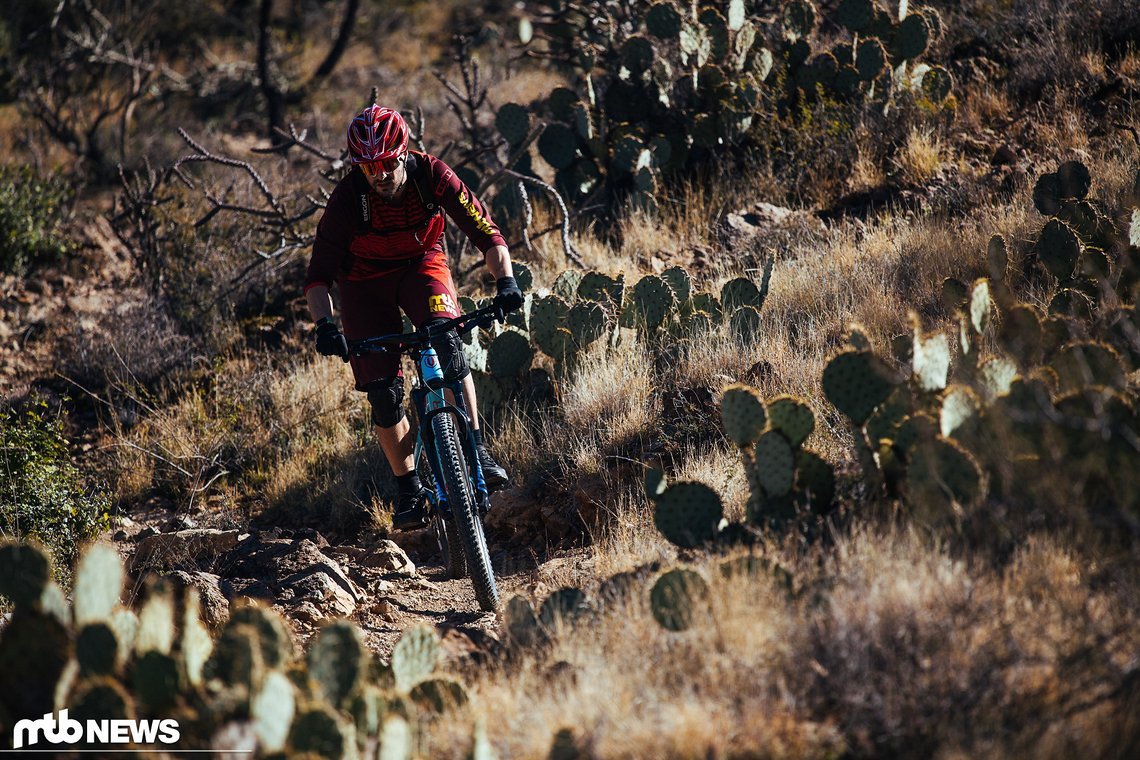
[
  {"xmin": 405, "ymin": 152, "xmax": 441, "ymax": 216},
  {"xmin": 351, "ymin": 152, "xmax": 440, "ymax": 233}
]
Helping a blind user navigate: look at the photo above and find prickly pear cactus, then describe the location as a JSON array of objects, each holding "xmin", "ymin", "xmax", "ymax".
[
  {"xmin": 391, "ymin": 624, "xmax": 440, "ymax": 693},
  {"xmin": 653, "ymin": 481, "xmax": 724, "ymax": 548},
  {"xmin": 650, "ymin": 568, "xmax": 709, "ymax": 632},
  {"xmin": 309, "ymin": 620, "xmax": 369, "ymax": 707},
  {"xmin": 719, "ymin": 384, "xmax": 767, "ymax": 446},
  {"xmin": 823, "ymin": 350, "xmax": 898, "ymax": 425},
  {"xmin": 765, "ymin": 395, "xmax": 815, "ymax": 447}
]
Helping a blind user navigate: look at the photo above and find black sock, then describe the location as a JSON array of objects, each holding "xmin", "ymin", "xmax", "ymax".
[
  {"xmin": 396, "ymin": 471, "xmax": 422, "ymax": 494},
  {"xmin": 473, "ymin": 428, "xmax": 484, "ymax": 446}
]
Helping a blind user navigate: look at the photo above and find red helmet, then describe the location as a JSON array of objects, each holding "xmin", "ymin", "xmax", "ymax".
[{"xmin": 346, "ymin": 105, "xmax": 409, "ymax": 164}]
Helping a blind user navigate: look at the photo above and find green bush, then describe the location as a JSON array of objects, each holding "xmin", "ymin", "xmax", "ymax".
[
  {"xmin": 0, "ymin": 400, "xmax": 111, "ymax": 570},
  {"xmin": 0, "ymin": 164, "xmax": 75, "ymax": 275}
]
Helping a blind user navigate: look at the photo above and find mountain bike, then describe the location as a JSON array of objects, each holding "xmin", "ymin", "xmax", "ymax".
[{"xmin": 348, "ymin": 306, "xmax": 504, "ymax": 612}]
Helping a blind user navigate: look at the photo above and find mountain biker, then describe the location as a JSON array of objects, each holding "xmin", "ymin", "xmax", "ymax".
[{"xmin": 304, "ymin": 104, "xmax": 524, "ymax": 531}]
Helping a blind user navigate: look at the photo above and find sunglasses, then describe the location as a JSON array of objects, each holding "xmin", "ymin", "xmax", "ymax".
[{"xmin": 359, "ymin": 154, "xmax": 405, "ymax": 177}]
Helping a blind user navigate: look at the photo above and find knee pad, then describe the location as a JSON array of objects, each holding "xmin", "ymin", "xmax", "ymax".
[
  {"xmin": 365, "ymin": 376, "xmax": 405, "ymax": 428},
  {"xmin": 424, "ymin": 318, "xmax": 470, "ymax": 382}
]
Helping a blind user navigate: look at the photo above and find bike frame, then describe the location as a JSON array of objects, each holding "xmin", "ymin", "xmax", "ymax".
[
  {"xmin": 410, "ymin": 347, "xmax": 491, "ymax": 519},
  {"xmin": 348, "ymin": 307, "xmax": 501, "ymax": 520}
]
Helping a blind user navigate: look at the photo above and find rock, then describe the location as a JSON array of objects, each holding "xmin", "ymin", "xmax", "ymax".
[
  {"xmin": 169, "ymin": 514, "xmax": 198, "ymax": 531},
  {"xmin": 991, "ymin": 144, "xmax": 1018, "ymax": 166},
  {"xmin": 217, "ymin": 536, "xmax": 363, "ymax": 618},
  {"xmin": 279, "ymin": 570, "xmax": 356, "ymax": 618},
  {"xmin": 359, "ymin": 541, "xmax": 416, "ymax": 576},
  {"xmin": 219, "ymin": 578, "xmax": 274, "ymax": 603},
  {"xmin": 166, "ymin": 571, "xmax": 230, "ymax": 628},
  {"xmin": 289, "ymin": 601, "xmax": 326, "ymax": 626},
  {"xmin": 132, "ymin": 529, "xmax": 242, "ymax": 572}
]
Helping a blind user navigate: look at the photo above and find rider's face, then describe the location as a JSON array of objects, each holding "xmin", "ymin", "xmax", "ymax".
[{"xmin": 361, "ymin": 154, "xmax": 407, "ymax": 198}]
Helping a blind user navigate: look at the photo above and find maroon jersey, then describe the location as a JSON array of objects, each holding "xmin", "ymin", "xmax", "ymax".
[{"xmin": 304, "ymin": 151, "xmax": 506, "ymax": 292}]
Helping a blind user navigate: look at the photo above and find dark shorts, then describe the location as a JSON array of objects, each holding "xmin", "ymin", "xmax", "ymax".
[{"xmin": 339, "ymin": 251, "xmax": 460, "ymax": 389}]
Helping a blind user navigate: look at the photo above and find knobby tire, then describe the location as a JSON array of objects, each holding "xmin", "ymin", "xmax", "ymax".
[{"xmin": 431, "ymin": 412, "xmax": 498, "ymax": 611}]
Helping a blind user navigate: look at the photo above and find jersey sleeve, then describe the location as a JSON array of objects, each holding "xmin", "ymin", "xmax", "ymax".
[
  {"xmin": 427, "ymin": 155, "xmax": 508, "ymax": 253},
  {"xmin": 304, "ymin": 177, "xmax": 356, "ymax": 293}
]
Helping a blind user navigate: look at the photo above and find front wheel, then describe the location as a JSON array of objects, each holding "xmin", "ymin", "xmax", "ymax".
[{"xmin": 431, "ymin": 411, "xmax": 499, "ymax": 611}]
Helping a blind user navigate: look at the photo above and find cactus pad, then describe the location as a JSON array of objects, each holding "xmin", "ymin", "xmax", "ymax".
[
  {"xmin": 940, "ymin": 385, "xmax": 980, "ymax": 437},
  {"xmin": 135, "ymin": 583, "xmax": 175, "ymax": 655},
  {"xmin": 409, "ymin": 677, "xmax": 469, "ymax": 714},
  {"xmin": 904, "ymin": 437, "xmax": 986, "ymax": 517},
  {"xmin": 754, "ymin": 431, "xmax": 796, "ymax": 497},
  {"xmin": 392, "ymin": 624, "xmax": 440, "ymax": 692},
  {"xmin": 74, "ymin": 542, "xmax": 124, "ymax": 625},
  {"xmin": 538, "ymin": 587, "xmax": 590, "ymax": 631},
  {"xmin": 1057, "ymin": 160, "xmax": 1091, "ymax": 200},
  {"xmin": 1037, "ymin": 219, "xmax": 1081, "ymax": 280},
  {"xmin": 505, "ymin": 595, "xmax": 545, "ymax": 648},
  {"xmin": 721, "ymin": 276, "xmax": 763, "ymax": 310},
  {"xmin": 71, "ymin": 677, "xmax": 134, "ymax": 722},
  {"xmin": 488, "ymin": 329, "xmax": 534, "ymax": 378},
  {"xmin": 836, "ymin": 0, "xmax": 874, "ymax": 32},
  {"xmin": 913, "ymin": 330, "xmax": 951, "ymax": 391},
  {"xmin": 77, "ymin": 622, "xmax": 120, "ymax": 675},
  {"xmin": 1052, "ymin": 342, "xmax": 1126, "ymax": 391},
  {"xmin": 719, "ymin": 384, "xmax": 767, "ymax": 446},
  {"xmin": 653, "ymin": 481, "xmax": 724, "ymax": 548},
  {"xmin": 552, "ymin": 270, "xmax": 583, "ymax": 301},
  {"xmin": 891, "ymin": 13, "xmax": 931, "ymax": 61},
  {"xmin": 978, "ymin": 357, "xmax": 1019, "ymax": 403},
  {"xmin": 133, "ymin": 650, "xmax": 180, "ymax": 711},
  {"xmin": 538, "ymin": 123, "xmax": 578, "ymax": 170},
  {"xmin": 646, "ymin": 1, "xmax": 683, "ymax": 39},
  {"xmin": 661, "ymin": 265, "xmax": 692, "ymax": 304},
  {"xmin": 228, "ymin": 604, "xmax": 294, "ymax": 669},
  {"xmin": 309, "ymin": 620, "xmax": 368, "ymax": 707},
  {"xmin": 921, "ymin": 66, "xmax": 953, "ymax": 102},
  {"xmin": 547, "ymin": 86, "xmax": 580, "ymax": 121},
  {"xmin": 577, "ymin": 270, "xmax": 624, "ymax": 308},
  {"xmin": 1033, "ymin": 172, "xmax": 1063, "ymax": 216},
  {"xmin": 998, "ymin": 305, "xmax": 1043, "ymax": 360},
  {"xmin": 856, "ymin": 38, "xmax": 888, "ymax": 81},
  {"xmin": 765, "ymin": 395, "xmax": 815, "ymax": 447},
  {"xmin": 0, "ymin": 541, "xmax": 51, "ymax": 607},
  {"xmin": 823, "ymin": 350, "xmax": 898, "ymax": 425},
  {"xmin": 252, "ymin": 670, "xmax": 296, "ymax": 753},
  {"xmin": 620, "ymin": 35, "xmax": 655, "ymax": 76},
  {"xmin": 794, "ymin": 450, "xmax": 836, "ymax": 512},
  {"xmin": 941, "ymin": 277, "xmax": 968, "ymax": 314},
  {"xmin": 782, "ymin": 0, "xmax": 817, "ymax": 40},
  {"xmin": 969, "ymin": 279, "xmax": 993, "ymax": 335},
  {"xmin": 630, "ymin": 275, "xmax": 675, "ymax": 329},
  {"xmin": 496, "ymin": 103, "xmax": 531, "ymax": 146},
  {"xmin": 650, "ymin": 568, "xmax": 709, "ymax": 632},
  {"xmin": 567, "ymin": 301, "xmax": 607, "ymax": 346},
  {"xmin": 289, "ymin": 704, "xmax": 351, "ymax": 759}
]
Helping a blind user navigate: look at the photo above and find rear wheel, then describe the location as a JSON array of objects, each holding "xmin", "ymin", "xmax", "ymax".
[{"xmin": 431, "ymin": 412, "xmax": 498, "ymax": 611}]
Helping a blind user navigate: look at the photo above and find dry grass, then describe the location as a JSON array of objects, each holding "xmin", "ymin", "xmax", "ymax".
[
  {"xmin": 421, "ymin": 527, "xmax": 1138, "ymax": 758},
  {"xmin": 896, "ymin": 127, "xmax": 946, "ymax": 186}
]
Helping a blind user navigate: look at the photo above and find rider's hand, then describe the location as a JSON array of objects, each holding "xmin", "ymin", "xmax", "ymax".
[
  {"xmin": 493, "ymin": 276, "xmax": 524, "ymax": 313},
  {"xmin": 315, "ymin": 317, "xmax": 349, "ymax": 362}
]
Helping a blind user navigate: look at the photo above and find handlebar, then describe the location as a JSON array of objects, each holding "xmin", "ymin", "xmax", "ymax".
[{"xmin": 347, "ymin": 305, "xmax": 507, "ymax": 356}]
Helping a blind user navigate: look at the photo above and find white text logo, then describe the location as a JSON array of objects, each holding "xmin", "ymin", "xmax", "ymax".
[{"xmin": 13, "ymin": 710, "xmax": 180, "ymax": 749}]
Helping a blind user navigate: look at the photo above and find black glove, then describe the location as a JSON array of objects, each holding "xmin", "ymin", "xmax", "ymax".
[
  {"xmin": 315, "ymin": 317, "xmax": 349, "ymax": 361},
  {"xmin": 493, "ymin": 276, "xmax": 524, "ymax": 313}
]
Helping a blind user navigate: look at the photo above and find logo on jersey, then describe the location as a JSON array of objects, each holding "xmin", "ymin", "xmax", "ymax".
[
  {"xmin": 457, "ymin": 190, "xmax": 496, "ymax": 237},
  {"xmin": 429, "ymin": 293, "xmax": 456, "ymax": 314}
]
